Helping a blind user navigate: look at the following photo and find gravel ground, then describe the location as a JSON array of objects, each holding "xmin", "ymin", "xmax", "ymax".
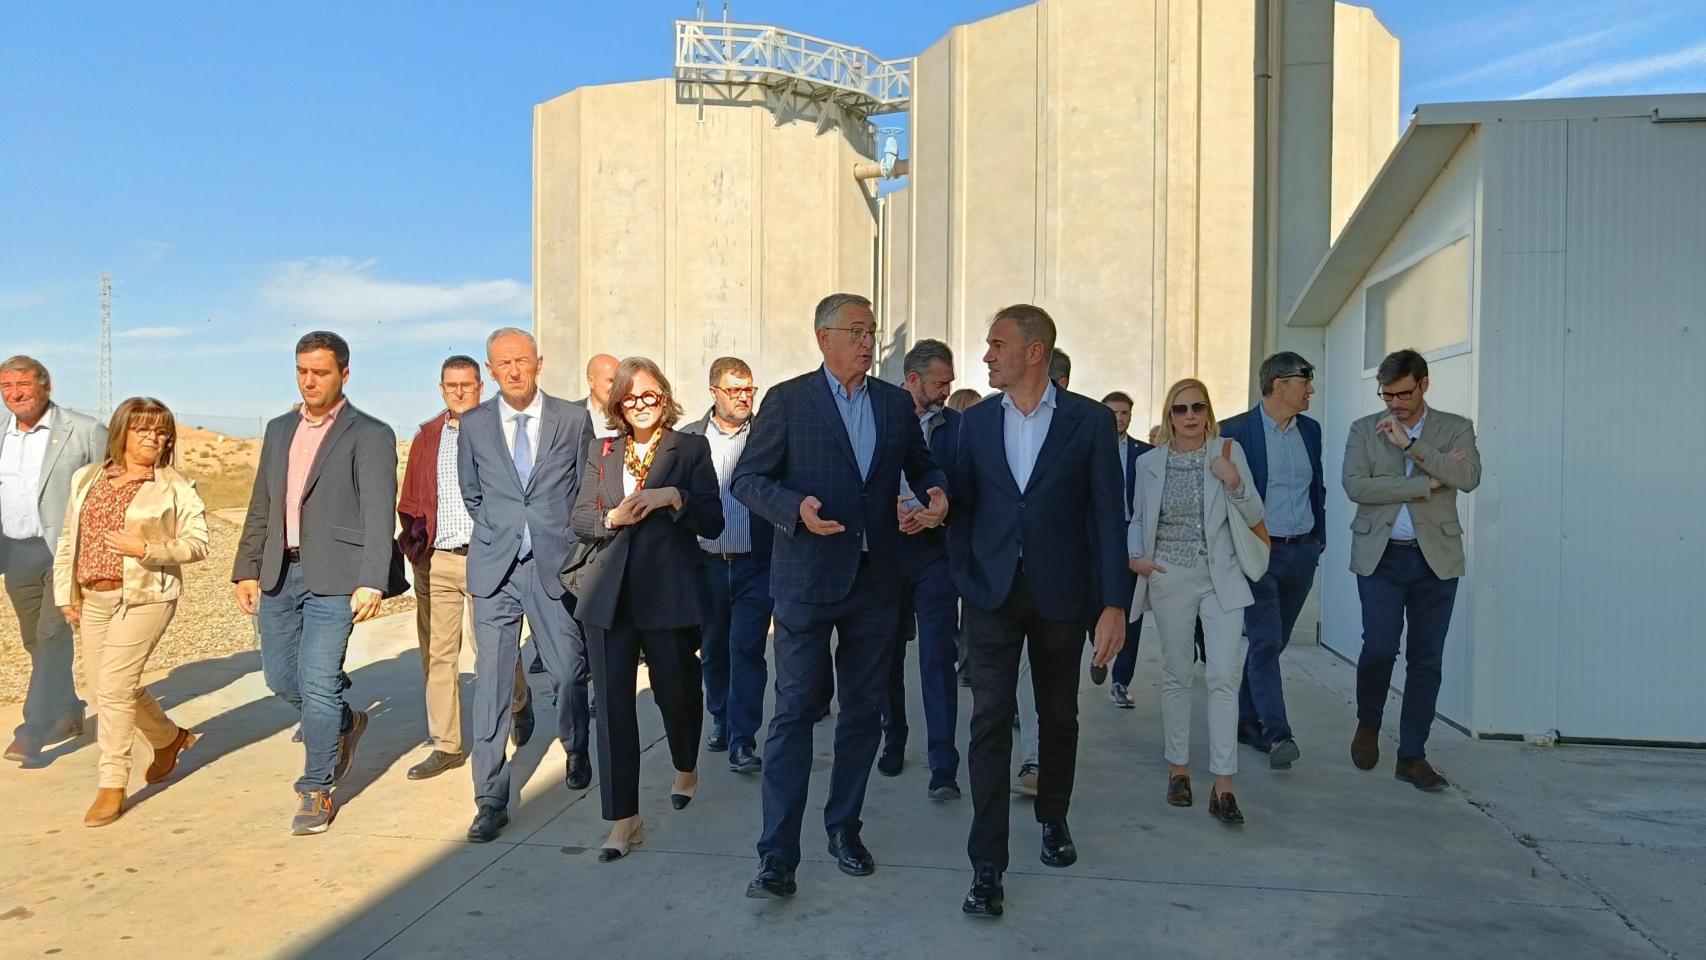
[{"xmin": 0, "ymin": 513, "xmax": 416, "ymax": 706}]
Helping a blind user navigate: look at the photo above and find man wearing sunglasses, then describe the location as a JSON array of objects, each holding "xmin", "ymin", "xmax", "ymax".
[
  {"xmin": 733, "ymin": 293, "xmax": 948, "ymax": 901},
  {"xmin": 1343, "ymin": 348, "xmax": 1480, "ymax": 792},
  {"xmin": 1218, "ymin": 352, "xmax": 1325, "ymax": 769}
]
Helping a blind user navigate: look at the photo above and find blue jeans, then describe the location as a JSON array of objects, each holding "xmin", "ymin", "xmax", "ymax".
[
  {"xmin": 257, "ymin": 560, "xmax": 356, "ymax": 793},
  {"xmin": 1238, "ymin": 537, "xmax": 1322, "ymax": 744},
  {"xmin": 1356, "ymin": 542, "xmax": 1458, "ymax": 760},
  {"xmin": 699, "ymin": 553, "xmax": 775, "ymax": 753},
  {"xmin": 881, "ymin": 553, "xmax": 961, "ymax": 777},
  {"xmin": 758, "ymin": 558, "xmax": 892, "ymax": 869}
]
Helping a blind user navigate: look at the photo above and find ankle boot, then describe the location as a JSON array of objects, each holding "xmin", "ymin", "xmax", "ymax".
[{"xmin": 85, "ymin": 788, "xmax": 125, "ymax": 828}]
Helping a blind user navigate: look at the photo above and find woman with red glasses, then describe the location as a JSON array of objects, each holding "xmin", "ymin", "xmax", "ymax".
[
  {"xmin": 569, "ymin": 357, "xmax": 723, "ymax": 862},
  {"xmin": 1125, "ymin": 378, "xmax": 1263, "ymax": 826}
]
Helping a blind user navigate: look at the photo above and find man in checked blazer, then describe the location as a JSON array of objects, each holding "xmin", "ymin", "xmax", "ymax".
[
  {"xmin": 1343, "ymin": 348, "xmax": 1480, "ymax": 793},
  {"xmin": 732, "ymin": 293, "xmax": 948, "ymax": 900}
]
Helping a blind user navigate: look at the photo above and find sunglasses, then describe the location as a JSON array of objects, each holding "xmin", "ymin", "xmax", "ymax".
[
  {"xmin": 619, "ymin": 391, "xmax": 664, "ymax": 410},
  {"xmin": 1170, "ymin": 401, "xmax": 1209, "ymax": 416},
  {"xmin": 716, "ymin": 385, "xmax": 757, "ymax": 399}
]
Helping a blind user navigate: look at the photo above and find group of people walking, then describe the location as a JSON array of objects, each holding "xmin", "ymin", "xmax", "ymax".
[{"xmin": 0, "ymin": 292, "xmax": 1480, "ymax": 917}]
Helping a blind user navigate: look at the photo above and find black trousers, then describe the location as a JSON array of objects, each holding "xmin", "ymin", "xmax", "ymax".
[
  {"xmin": 964, "ymin": 569, "xmax": 1084, "ymax": 872},
  {"xmin": 586, "ymin": 606, "xmax": 702, "ymax": 822}
]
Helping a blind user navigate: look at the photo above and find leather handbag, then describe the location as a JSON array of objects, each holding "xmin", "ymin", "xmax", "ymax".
[{"xmin": 1222, "ymin": 439, "xmax": 1271, "ymax": 581}]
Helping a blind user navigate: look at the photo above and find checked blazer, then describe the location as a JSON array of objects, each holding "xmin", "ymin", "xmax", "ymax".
[{"xmin": 731, "ymin": 366, "xmax": 946, "ymax": 605}]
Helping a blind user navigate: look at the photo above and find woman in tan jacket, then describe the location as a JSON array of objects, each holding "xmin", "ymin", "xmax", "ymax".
[{"xmin": 54, "ymin": 397, "xmax": 209, "ymax": 827}]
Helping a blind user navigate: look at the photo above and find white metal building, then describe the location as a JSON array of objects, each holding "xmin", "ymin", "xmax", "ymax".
[{"xmin": 1286, "ymin": 94, "xmax": 1706, "ymax": 745}]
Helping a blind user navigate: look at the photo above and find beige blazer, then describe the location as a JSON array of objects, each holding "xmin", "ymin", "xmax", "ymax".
[
  {"xmin": 1341, "ymin": 407, "xmax": 1481, "ymax": 579},
  {"xmin": 1126, "ymin": 438, "xmax": 1264, "ymax": 618},
  {"xmin": 52, "ymin": 462, "xmax": 210, "ymax": 608}
]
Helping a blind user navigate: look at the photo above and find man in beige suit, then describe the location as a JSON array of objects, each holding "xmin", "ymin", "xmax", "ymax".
[{"xmin": 1343, "ymin": 349, "xmax": 1480, "ymax": 792}]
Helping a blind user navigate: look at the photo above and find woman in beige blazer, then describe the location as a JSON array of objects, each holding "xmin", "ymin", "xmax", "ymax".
[
  {"xmin": 1127, "ymin": 379, "xmax": 1263, "ymax": 825},
  {"xmin": 53, "ymin": 397, "xmax": 209, "ymax": 827}
]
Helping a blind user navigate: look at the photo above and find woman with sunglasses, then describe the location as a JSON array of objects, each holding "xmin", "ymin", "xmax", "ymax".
[
  {"xmin": 570, "ymin": 357, "xmax": 724, "ymax": 862},
  {"xmin": 52, "ymin": 397, "xmax": 209, "ymax": 827},
  {"xmin": 1126, "ymin": 379, "xmax": 1263, "ymax": 825}
]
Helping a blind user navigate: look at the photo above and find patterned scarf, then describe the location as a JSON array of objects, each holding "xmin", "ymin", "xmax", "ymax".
[{"xmin": 623, "ymin": 435, "xmax": 661, "ymax": 489}]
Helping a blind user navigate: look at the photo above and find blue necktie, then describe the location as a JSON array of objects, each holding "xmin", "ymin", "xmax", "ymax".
[{"xmin": 513, "ymin": 413, "xmax": 533, "ymax": 559}]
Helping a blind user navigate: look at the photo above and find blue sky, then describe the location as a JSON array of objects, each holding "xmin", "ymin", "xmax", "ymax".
[{"xmin": 3, "ymin": 1, "xmax": 1702, "ymax": 434}]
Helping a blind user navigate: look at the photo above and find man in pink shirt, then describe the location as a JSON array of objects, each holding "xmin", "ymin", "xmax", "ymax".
[{"xmin": 233, "ymin": 331, "xmax": 402, "ymax": 836}]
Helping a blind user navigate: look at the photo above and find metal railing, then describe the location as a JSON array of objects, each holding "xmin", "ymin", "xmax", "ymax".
[{"xmin": 674, "ymin": 19, "xmax": 911, "ymax": 118}]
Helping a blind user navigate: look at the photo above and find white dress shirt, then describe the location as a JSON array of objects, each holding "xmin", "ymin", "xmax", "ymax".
[
  {"xmin": 0, "ymin": 405, "xmax": 54, "ymax": 540},
  {"xmin": 432, "ymin": 418, "xmax": 475, "ymax": 549},
  {"xmin": 1391, "ymin": 408, "xmax": 1428, "ymax": 542},
  {"xmin": 500, "ymin": 391, "xmax": 545, "ymax": 460},
  {"xmin": 1001, "ymin": 382, "xmax": 1057, "ymax": 493}
]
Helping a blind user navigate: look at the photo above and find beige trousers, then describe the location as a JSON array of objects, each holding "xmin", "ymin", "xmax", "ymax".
[
  {"xmin": 414, "ymin": 550, "xmax": 526, "ymax": 754},
  {"xmin": 1147, "ymin": 561, "xmax": 1245, "ymax": 777},
  {"xmin": 79, "ymin": 590, "xmax": 179, "ymax": 789}
]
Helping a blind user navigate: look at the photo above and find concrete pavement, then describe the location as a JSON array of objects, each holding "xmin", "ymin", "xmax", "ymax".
[{"xmin": 1, "ymin": 610, "xmax": 1698, "ymax": 959}]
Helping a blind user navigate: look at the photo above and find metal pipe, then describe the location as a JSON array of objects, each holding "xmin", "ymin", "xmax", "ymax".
[
  {"xmin": 853, "ymin": 158, "xmax": 909, "ymax": 180},
  {"xmin": 1249, "ymin": 0, "xmax": 1273, "ymax": 405}
]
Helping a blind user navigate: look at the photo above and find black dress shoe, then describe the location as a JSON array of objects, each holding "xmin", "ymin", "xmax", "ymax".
[
  {"xmin": 962, "ymin": 865, "xmax": 1004, "ymax": 918},
  {"xmin": 528, "ymin": 653, "xmax": 546, "ymax": 674},
  {"xmin": 467, "ymin": 803, "xmax": 509, "ymax": 843},
  {"xmin": 407, "ymin": 749, "xmax": 467, "ymax": 781},
  {"xmin": 927, "ymin": 772, "xmax": 962, "ymax": 801},
  {"xmin": 876, "ymin": 742, "xmax": 903, "ymax": 777},
  {"xmin": 290, "ymin": 725, "xmax": 303, "ymax": 744},
  {"xmin": 1237, "ymin": 724, "xmax": 1270, "ymax": 752},
  {"xmin": 706, "ymin": 724, "xmax": 728, "ymax": 753},
  {"xmin": 1395, "ymin": 758, "xmax": 1448, "ymax": 792},
  {"xmin": 828, "ymin": 829, "xmax": 875, "ymax": 876},
  {"xmin": 565, "ymin": 752, "xmax": 592, "ymax": 791},
  {"xmin": 746, "ymin": 857, "xmax": 797, "ymax": 899},
  {"xmin": 1040, "ymin": 820, "xmax": 1077, "ymax": 867},
  {"xmin": 728, "ymin": 745, "xmax": 762, "ymax": 775},
  {"xmin": 1089, "ymin": 662, "xmax": 1108, "ymax": 686},
  {"xmin": 511, "ymin": 695, "xmax": 535, "ymax": 748},
  {"xmin": 1351, "ymin": 725, "xmax": 1381, "ymax": 771}
]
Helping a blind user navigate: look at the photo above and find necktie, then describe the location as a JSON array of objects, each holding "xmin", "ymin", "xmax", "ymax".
[{"xmin": 513, "ymin": 413, "xmax": 533, "ymax": 558}]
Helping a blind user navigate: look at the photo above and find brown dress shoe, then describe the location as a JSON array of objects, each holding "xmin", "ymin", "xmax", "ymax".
[
  {"xmin": 1166, "ymin": 774, "xmax": 1193, "ymax": 807},
  {"xmin": 85, "ymin": 788, "xmax": 126, "ymax": 827},
  {"xmin": 1350, "ymin": 725, "xmax": 1380, "ymax": 771},
  {"xmin": 3, "ymin": 735, "xmax": 37, "ymax": 763},
  {"xmin": 1395, "ymin": 758, "xmax": 1448, "ymax": 792},
  {"xmin": 145, "ymin": 728, "xmax": 197, "ymax": 784}
]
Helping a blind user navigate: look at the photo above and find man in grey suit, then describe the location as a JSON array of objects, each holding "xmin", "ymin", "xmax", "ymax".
[
  {"xmin": 459, "ymin": 327, "xmax": 594, "ymax": 843},
  {"xmin": 1, "ymin": 356, "xmax": 104, "ymax": 764},
  {"xmin": 1343, "ymin": 348, "xmax": 1481, "ymax": 792},
  {"xmin": 234, "ymin": 332, "xmax": 400, "ymax": 835}
]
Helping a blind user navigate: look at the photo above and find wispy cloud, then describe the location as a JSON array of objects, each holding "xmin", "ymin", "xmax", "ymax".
[
  {"xmin": 115, "ymin": 325, "xmax": 188, "ymax": 341},
  {"xmin": 0, "ymin": 291, "xmax": 54, "ymax": 312},
  {"xmin": 1418, "ymin": 28, "xmax": 1617, "ymax": 92},
  {"xmin": 1519, "ymin": 40, "xmax": 1706, "ymax": 99},
  {"xmin": 260, "ymin": 257, "xmax": 529, "ymax": 327}
]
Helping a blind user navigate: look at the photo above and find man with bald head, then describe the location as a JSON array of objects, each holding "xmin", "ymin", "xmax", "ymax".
[
  {"xmin": 456, "ymin": 327, "xmax": 595, "ymax": 842},
  {"xmin": 577, "ymin": 354, "xmax": 621, "ymax": 440}
]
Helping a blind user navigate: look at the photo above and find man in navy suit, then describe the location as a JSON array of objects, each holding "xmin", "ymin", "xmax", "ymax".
[
  {"xmin": 1218, "ymin": 351, "xmax": 1325, "ymax": 769},
  {"xmin": 877, "ymin": 339, "xmax": 964, "ymax": 801},
  {"xmin": 951, "ymin": 304, "xmax": 1128, "ymax": 918},
  {"xmin": 457, "ymin": 327, "xmax": 594, "ymax": 843},
  {"xmin": 733, "ymin": 293, "xmax": 949, "ymax": 900},
  {"xmin": 1100, "ymin": 391, "xmax": 1154, "ymax": 709}
]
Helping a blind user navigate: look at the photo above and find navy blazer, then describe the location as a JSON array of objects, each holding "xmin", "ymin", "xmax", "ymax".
[
  {"xmin": 458, "ymin": 391, "xmax": 592, "ymax": 601},
  {"xmin": 1219, "ymin": 404, "xmax": 1326, "ymax": 545},
  {"xmin": 1119, "ymin": 433, "xmax": 1155, "ymax": 521},
  {"xmin": 949, "ymin": 388, "xmax": 1128, "ymax": 621},
  {"xmin": 568, "ymin": 430, "xmax": 723, "ymax": 631},
  {"xmin": 731, "ymin": 367, "xmax": 946, "ymax": 605},
  {"xmin": 678, "ymin": 410, "xmax": 773, "ymax": 564}
]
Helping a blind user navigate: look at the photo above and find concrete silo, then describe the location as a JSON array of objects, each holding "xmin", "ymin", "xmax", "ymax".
[{"xmin": 531, "ymin": 24, "xmax": 903, "ymax": 401}]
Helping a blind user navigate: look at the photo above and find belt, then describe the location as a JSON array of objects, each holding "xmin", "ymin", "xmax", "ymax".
[
  {"xmin": 81, "ymin": 579, "xmax": 123, "ymax": 592},
  {"xmin": 703, "ymin": 550, "xmax": 750, "ymax": 561},
  {"xmin": 1270, "ymin": 534, "xmax": 1315, "ymax": 545},
  {"xmin": 1389, "ymin": 538, "xmax": 1420, "ymax": 548},
  {"xmin": 284, "ymin": 547, "xmax": 301, "ymax": 563},
  {"xmin": 434, "ymin": 545, "xmax": 469, "ymax": 556}
]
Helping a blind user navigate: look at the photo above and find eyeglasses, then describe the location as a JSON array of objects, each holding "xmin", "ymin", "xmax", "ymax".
[
  {"xmin": 823, "ymin": 326, "xmax": 877, "ymax": 344},
  {"xmin": 715, "ymin": 385, "xmax": 757, "ymax": 399},
  {"xmin": 440, "ymin": 382, "xmax": 480, "ymax": 394},
  {"xmin": 1277, "ymin": 370, "xmax": 1314, "ymax": 383},
  {"xmin": 619, "ymin": 391, "xmax": 664, "ymax": 410},
  {"xmin": 1170, "ymin": 401, "xmax": 1209, "ymax": 416},
  {"xmin": 1377, "ymin": 387, "xmax": 1418, "ymax": 403},
  {"xmin": 128, "ymin": 426, "xmax": 172, "ymax": 438}
]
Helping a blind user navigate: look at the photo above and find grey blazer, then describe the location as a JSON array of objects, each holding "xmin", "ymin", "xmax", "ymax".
[
  {"xmin": 232, "ymin": 402, "xmax": 399, "ymax": 596},
  {"xmin": 458, "ymin": 391, "xmax": 591, "ymax": 601},
  {"xmin": 0, "ymin": 404, "xmax": 107, "ymax": 562},
  {"xmin": 1341, "ymin": 407, "xmax": 1481, "ymax": 579},
  {"xmin": 1125, "ymin": 438, "xmax": 1264, "ymax": 618}
]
